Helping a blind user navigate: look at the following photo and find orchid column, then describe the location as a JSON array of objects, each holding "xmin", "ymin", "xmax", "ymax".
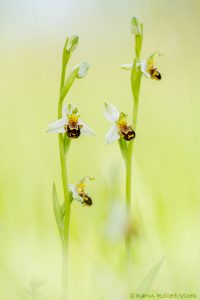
[{"xmin": 47, "ymin": 36, "xmax": 95, "ymax": 300}]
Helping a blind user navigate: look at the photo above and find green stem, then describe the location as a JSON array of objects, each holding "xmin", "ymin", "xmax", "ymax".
[
  {"xmin": 125, "ymin": 144, "xmax": 133, "ymax": 257},
  {"xmin": 58, "ymin": 131, "xmax": 71, "ymax": 243},
  {"xmin": 124, "ymin": 39, "xmax": 142, "ymax": 258},
  {"xmin": 58, "ymin": 57, "xmax": 71, "ymax": 300},
  {"xmin": 60, "ymin": 47, "xmax": 70, "ymax": 92}
]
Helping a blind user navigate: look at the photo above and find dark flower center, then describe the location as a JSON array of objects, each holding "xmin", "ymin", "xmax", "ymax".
[
  {"xmin": 121, "ymin": 126, "xmax": 136, "ymax": 141},
  {"xmin": 65, "ymin": 125, "xmax": 81, "ymax": 139},
  {"xmin": 149, "ymin": 68, "xmax": 161, "ymax": 80},
  {"xmin": 79, "ymin": 192, "xmax": 93, "ymax": 206}
]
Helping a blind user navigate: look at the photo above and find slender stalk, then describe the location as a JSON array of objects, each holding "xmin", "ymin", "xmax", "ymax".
[
  {"xmin": 58, "ymin": 58, "xmax": 71, "ymax": 300},
  {"xmin": 58, "ymin": 131, "xmax": 70, "ymax": 300},
  {"xmin": 125, "ymin": 144, "xmax": 133, "ymax": 257},
  {"xmin": 60, "ymin": 61, "xmax": 67, "ymax": 93},
  {"xmin": 125, "ymin": 34, "xmax": 142, "ymax": 258},
  {"xmin": 125, "ymin": 81, "xmax": 141, "ymax": 255},
  {"xmin": 52, "ymin": 37, "xmax": 82, "ymax": 300},
  {"xmin": 125, "ymin": 114, "xmax": 138, "ymax": 256}
]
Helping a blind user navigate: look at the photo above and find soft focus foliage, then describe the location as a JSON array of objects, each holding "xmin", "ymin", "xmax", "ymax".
[{"xmin": 0, "ymin": 0, "xmax": 200, "ymax": 299}]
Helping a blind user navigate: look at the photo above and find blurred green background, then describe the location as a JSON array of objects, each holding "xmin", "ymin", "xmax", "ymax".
[{"xmin": 0, "ymin": 0, "xmax": 200, "ymax": 299}]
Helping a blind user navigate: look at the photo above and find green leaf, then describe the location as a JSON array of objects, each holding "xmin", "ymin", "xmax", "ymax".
[
  {"xmin": 61, "ymin": 202, "xmax": 66, "ymax": 218},
  {"xmin": 52, "ymin": 183, "xmax": 64, "ymax": 237},
  {"xmin": 131, "ymin": 59, "xmax": 142, "ymax": 105},
  {"xmin": 137, "ymin": 256, "xmax": 165, "ymax": 293}
]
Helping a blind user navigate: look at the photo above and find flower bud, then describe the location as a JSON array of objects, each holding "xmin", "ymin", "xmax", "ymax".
[
  {"xmin": 131, "ymin": 17, "xmax": 143, "ymax": 36},
  {"xmin": 74, "ymin": 62, "xmax": 89, "ymax": 78},
  {"xmin": 131, "ymin": 17, "xmax": 143, "ymax": 59},
  {"xmin": 65, "ymin": 35, "xmax": 79, "ymax": 53}
]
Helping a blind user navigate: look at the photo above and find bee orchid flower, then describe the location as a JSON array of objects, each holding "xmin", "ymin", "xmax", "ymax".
[
  {"xmin": 69, "ymin": 176, "xmax": 94, "ymax": 206},
  {"xmin": 121, "ymin": 52, "xmax": 162, "ymax": 80},
  {"xmin": 47, "ymin": 104, "xmax": 95, "ymax": 138},
  {"xmin": 104, "ymin": 102, "xmax": 135, "ymax": 144}
]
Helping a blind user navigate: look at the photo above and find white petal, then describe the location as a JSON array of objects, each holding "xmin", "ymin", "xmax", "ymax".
[
  {"xmin": 77, "ymin": 118, "xmax": 84, "ymax": 126},
  {"xmin": 68, "ymin": 184, "xmax": 83, "ymax": 203},
  {"xmin": 50, "ymin": 127, "xmax": 66, "ymax": 133},
  {"xmin": 121, "ymin": 63, "xmax": 133, "ymax": 70},
  {"xmin": 139, "ymin": 61, "xmax": 146, "ymax": 72},
  {"xmin": 62, "ymin": 104, "xmax": 67, "ymax": 117},
  {"xmin": 138, "ymin": 61, "xmax": 150, "ymax": 78},
  {"xmin": 68, "ymin": 184, "xmax": 76, "ymax": 193},
  {"xmin": 47, "ymin": 118, "xmax": 66, "ymax": 133},
  {"xmin": 105, "ymin": 124, "xmax": 120, "ymax": 144},
  {"xmin": 104, "ymin": 102, "xmax": 120, "ymax": 122},
  {"xmin": 79, "ymin": 120, "xmax": 96, "ymax": 136},
  {"xmin": 73, "ymin": 193, "xmax": 84, "ymax": 203}
]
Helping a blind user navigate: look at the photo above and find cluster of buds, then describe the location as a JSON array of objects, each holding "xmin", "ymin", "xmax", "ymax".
[{"xmin": 64, "ymin": 36, "xmax": 89, "ymax": 78}]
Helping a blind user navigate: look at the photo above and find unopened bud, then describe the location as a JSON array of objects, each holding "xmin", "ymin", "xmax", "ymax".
[
  {"xmin": 66, "ymin": 35, "xmax": 79, "ymax": 53},
  {"xmin": 73, "ymin": 62, "xmax": 89, "ymax": 78},
  {"xmin": 131, "ymin": 17, "xmax": 143, "ymax": 36}
]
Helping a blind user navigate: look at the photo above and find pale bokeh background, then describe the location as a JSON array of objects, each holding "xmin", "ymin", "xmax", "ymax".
[{"xmin": 0, "ymin": 0, "xmax": 200, "ymax": 299}]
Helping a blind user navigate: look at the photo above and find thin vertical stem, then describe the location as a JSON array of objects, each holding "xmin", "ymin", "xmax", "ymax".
[
  {"xmin": 125, "ymin": 144, "xmax": 133, "ymax": 258},
  {"xmin": 58, "ymin": 58, "xmax": 71, "ymax": 300},
  {"xmin": 58, "ymin": 130, "xmax": 70, "ymax": 300},
  {"xmin": 125, "ymin": 50, "xmax": 142, "ymax": 260}
]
